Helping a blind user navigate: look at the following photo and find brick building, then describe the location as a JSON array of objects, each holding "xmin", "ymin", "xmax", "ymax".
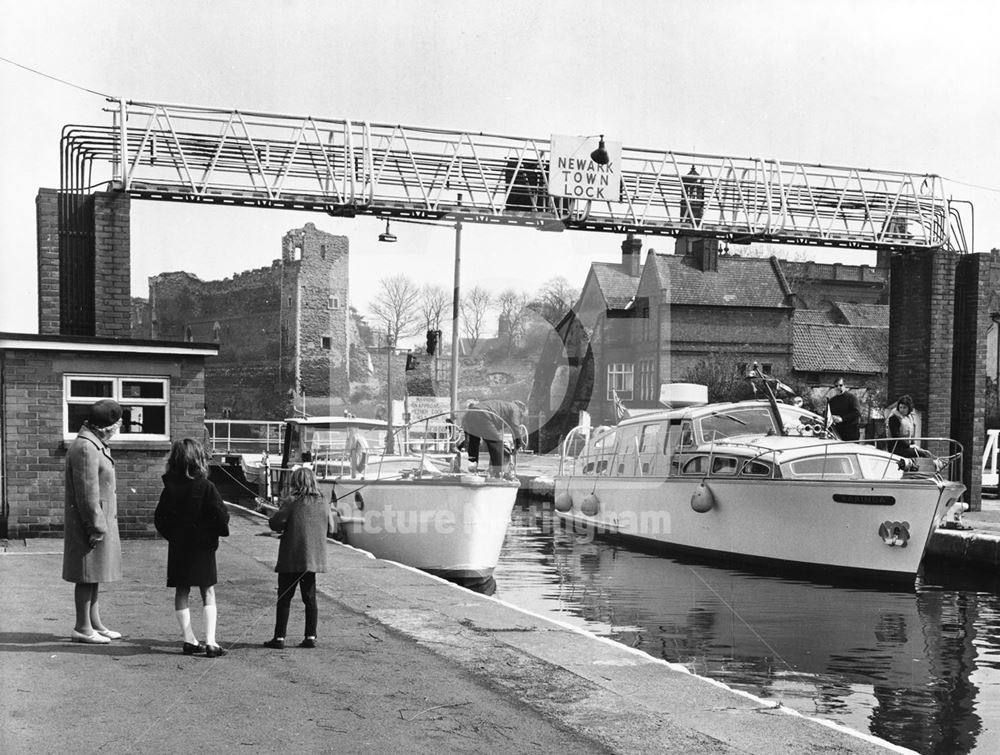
[{"xmin": 133, "ymin": 223, "xmax": 359, "ymax": 419}]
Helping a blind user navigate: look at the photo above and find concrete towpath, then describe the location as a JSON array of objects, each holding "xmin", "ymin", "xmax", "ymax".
[{"xmin": 1, "ymin": 506, "xmax": 910, "ymax": 754}]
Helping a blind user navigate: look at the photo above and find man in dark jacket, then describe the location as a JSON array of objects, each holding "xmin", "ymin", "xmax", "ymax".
[
  {"xmin": 460, "ymin": 399, "xmax": 526, "ymax": 477},
  {"xmin": 827, "ymin": 377, "xmax": 861, "ymax": 441}
]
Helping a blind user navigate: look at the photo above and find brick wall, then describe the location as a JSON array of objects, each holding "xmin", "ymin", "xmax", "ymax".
[
  {"xmin": 92, "ymin": 192, "xmax": 132, "ymax": 337},
  {"xmin": 35, "ymin": 189, "xmax": 131, "ymax": 337},
  {"xmin": 36, "ymin": 189, "xmax": 60, "ymax": 335},
  {"xmin": 952, "ymin": 254, "xmax": 987, "ymax": 506},
  {"xmin": 890, "ymin": 249, "xmax": 987, "ymax": 508},
  {"xmin": 1, "ymin": 347, "xmax": 209, "ymax": 539}
]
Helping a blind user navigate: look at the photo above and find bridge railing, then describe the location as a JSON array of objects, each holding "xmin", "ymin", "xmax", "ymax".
[{"xmin": 56, "ymin": 98, "xmax": 967, "ymax": 252}]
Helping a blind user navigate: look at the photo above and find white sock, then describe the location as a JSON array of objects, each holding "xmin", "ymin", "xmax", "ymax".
[
  {"xmin": 203, "ymin": 604, "xmax": 217, "ymax": 646},
  {"xmin": 175, "ymin": 609, "xmax": 197, "ymax": 644}
]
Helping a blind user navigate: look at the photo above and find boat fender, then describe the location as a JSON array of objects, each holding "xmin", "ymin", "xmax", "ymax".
[
  {"xmin": 580, "ymin": 493, "xmax": 600, "ymax": 517},
  {"xmin": 690, "ymin": 482, "xmax": 715, "ymax": 513},
  {"xmin": 354, "ymin": 491, "xmax": 364, "ymax": 511},
  {"xmin": 554, "ymin": 492, "xmax": 573, "ymax": 512}
]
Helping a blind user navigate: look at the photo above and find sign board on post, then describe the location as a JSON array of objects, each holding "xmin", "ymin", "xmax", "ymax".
[{"xmin": 548, "ymin": 134, "xmax": 622, "ymax": 201}]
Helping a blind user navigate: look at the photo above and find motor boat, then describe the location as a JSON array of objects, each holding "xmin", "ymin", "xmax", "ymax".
[
  {"xmin": 553, "ymin": 370, "xmax": 966, "ymax": 582},
  {"xmin": 272, "ymin": 414, "xmax": 519, "ymax": 582}
]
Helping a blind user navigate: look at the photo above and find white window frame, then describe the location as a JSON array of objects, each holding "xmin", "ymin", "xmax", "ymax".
[
  {"xmin": 606, "ymin": 363, "xmax": 634, "ymax": 401},
  {"xmin": 63, "ymin": 374, "xmax": 171, "ymax": 441}
]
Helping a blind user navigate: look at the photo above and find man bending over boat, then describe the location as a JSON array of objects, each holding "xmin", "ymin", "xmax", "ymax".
[{"xmin": 461, "ymin": 399, "xmax": 527, "ymax": 478}]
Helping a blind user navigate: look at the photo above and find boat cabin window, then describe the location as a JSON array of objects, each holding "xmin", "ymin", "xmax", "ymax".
[
  {"xmin": 699, "ymin": 407, "xmax": 774, "ymax": 441},
  {"xmin": 680, "ymin": 454, "xmax": 740, "ymax": 476},
  {"xmin": 857, "ymin": 454, "xmax": 906, "ymax": 480},
  {"xmin": 784, "ymin": 455, "xmax": 859, "ymax": 479},
  {"xmin": 740, "ymin": 459, "xmax": 775, "ymax": 477},
  {"xmin": 579, "ymin": 427, "xmax": 617, "ymax": 475}
]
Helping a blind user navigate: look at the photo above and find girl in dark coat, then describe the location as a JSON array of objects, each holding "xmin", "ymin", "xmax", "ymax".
[
  {"xmin": 263, "ymin": 467, "xmax": 337, "ymax": 649},
  {"xmin": 154, "ymin": 438, "xmax": 230, "ymax": 657}
]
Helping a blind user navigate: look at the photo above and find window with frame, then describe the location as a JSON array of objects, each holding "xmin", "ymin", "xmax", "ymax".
[
  {"xmin": 64, "ymin": 375, "xmax": 170, "ymax": 440},
  {"xmin": 606, "ymin": 363, "xmax": 634, "ymax": 400},
  {"xmin": 638, "ymin": 359, "xmax": 656, "ymax": 401}
]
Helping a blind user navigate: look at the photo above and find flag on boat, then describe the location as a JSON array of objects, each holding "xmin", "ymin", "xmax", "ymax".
[{"xmin": 612, "ymin": 389, "xmax": 627, "ymax": 421}]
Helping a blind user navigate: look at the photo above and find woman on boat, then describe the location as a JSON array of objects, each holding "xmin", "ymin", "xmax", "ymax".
[
  {"xmin": 154, "ymin": 438, "xmax": 230, "ymax": 657},
  {"xmin": 885, "ymin": 395, "xmax": 930, "ymax": 459}
]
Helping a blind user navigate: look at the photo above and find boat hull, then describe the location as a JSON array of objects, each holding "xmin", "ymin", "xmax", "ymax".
[
  {"xmin": 553, "ymin": 476, "xmax": 964, "ymax": 581},
  {"xmin": 329, "ymin": 476, "xmax": 519, "ymax": 579}
]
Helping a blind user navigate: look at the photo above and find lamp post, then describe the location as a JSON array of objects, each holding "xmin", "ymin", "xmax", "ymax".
[
  {"xmin": 449, "ymin": 219, "xmax": 462, "ymax": 418},
  {"xmin": 377, "ymin": 212, "xmax": 465, "ymax": 421},
  {"xmin": 384, "ymin": 334, "xmax": 395, "ymax": 454}
]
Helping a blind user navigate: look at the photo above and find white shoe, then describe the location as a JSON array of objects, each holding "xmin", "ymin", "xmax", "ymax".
[
  {"xmin": 71, "ymin": 629, "xmax": 111, "ymax": 644},
  {"xmin": 95, "ymin": 628, "xmax": 122, "ymax": 640},
  {"xmin": 468, "ymin": 463, "xmax": 479, "ymax": 473}
]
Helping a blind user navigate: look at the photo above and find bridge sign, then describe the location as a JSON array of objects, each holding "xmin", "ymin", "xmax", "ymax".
[{"xmin": 548, "ymin": 134, "xmax": 622, "ymax": 201}]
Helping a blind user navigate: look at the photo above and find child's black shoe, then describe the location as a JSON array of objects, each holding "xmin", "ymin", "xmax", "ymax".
[
  {"xmin": 299, "ymin": 637, "xmax": 316, "ymax": 649},
  {"xmin": 263, "ymin": 638, "xmax": 285, "ymax": 649}
]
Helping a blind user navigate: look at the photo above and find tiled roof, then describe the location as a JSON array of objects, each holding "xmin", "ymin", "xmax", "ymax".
[
  {"xmin": 649, "ymin": 254, "xmax": 790, "ymax": 308},
  {"xmin": 835, "ymin": 301, "xmax": 889, "ymax": 328},
  {"xmin": 591, "ymin": 262, "xmax": 639, "ymax": 309},
  {"xmin": 792, "ymin": 323, "xmax": 888, "ymax": 374},
  {"xmin": 794, "ymin": 309, "xmax": 837, "ymax": 325}
]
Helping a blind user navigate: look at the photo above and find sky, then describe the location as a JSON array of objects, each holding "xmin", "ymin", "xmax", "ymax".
[{"xmin": 2, "ymin": 0, "xmax": 999, "ymax": 342}]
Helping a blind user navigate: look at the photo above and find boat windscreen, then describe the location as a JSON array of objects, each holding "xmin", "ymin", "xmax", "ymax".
[{"xmin": 700, "ymin": 408, "xmax": 774, "ymax": 440}]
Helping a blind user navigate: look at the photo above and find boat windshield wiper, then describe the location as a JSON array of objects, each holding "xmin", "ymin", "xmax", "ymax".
[{"xmin": 711, "ymin": 412, "xmax": 748, "ymax": 426}]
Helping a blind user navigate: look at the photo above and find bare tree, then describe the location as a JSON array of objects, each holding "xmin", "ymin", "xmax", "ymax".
[
  {"xmin": 368, "ymin": 275, "xmax": 422, "ymax": 345},
  {"xmin": 419, "ymin": 284, "xmax": 450, "ymax": 333},
  {"xmin": 496, "ymin": 288, "xmax": 530, "ymax": 358},
  {"xmin": 460, "ymin": 285, "xmax": 493, "ymax": 352},
  {"xmin": 529, "ymin": 276, "xmax": 579, "ymax": 326}
]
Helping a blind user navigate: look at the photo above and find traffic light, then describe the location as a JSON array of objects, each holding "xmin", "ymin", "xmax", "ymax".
[{"xmin": 426, "ymin": 329, "xmax": 441, "ymax": 355}]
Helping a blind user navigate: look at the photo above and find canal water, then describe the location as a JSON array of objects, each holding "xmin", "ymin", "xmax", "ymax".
[{"xmin": 493, "ymin": 499, "xmax": 1000, "ymax": 755}]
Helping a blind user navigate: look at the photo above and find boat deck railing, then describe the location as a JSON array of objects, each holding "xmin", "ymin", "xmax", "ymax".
[
  {"xmin": 560, "ymin": 426, "xmax": 964, "ymax": 484},
  {"xmin": 255, "ymin": 410, "xmax": 526, "ymax": 503},
  {"xmin": 206, "ymin": 419, "xmax": 284, "ymax": 457}
]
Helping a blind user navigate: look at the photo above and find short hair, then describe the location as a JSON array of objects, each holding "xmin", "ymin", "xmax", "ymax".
[
  {"xmin": 165, "ymin": 438, "xmax": 209, "ymax": 479},
  {"xmin": 896, "ymin": 394, "xmax": 914, "ymax": 411}
]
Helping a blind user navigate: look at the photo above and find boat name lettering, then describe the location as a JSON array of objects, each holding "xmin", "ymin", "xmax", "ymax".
[{"xmin": 832, "ymin": 494, "xmax": 896, "ymax": 506}]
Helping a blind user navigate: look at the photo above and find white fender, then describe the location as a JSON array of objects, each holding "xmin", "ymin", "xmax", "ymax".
[
  {"xmin": 554, "ymin": 491, "xmax": 573, "ymax": 512},
  {"xmin": 690, "ymin": 482, "xmax": 715, "ymax": 513},
  {"xmin": 581, "ymin": 493, "xmax": 600, "ymax": 517}
]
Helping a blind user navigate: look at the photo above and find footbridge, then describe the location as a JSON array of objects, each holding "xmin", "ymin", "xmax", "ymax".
[{"xmin": 61, "ymin": 99, "xmax": 969, "ymax": 252}]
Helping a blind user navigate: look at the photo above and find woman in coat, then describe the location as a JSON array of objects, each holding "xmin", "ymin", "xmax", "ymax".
[
  {"xmin": 63, "ymin": 399, "xmax": 124, "ymax": 644},
  {"xmin": 154, "ymin": 438, "xmax": 230, "ymax": 657}
]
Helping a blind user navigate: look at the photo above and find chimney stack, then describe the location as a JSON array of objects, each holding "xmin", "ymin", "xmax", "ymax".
[{"xmin": 621, "ymin": 233, "xmax": 642, "ymax": 277}]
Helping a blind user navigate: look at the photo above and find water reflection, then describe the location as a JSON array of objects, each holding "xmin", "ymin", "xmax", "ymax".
[{"xmin": 494, "ymin": 500, "xmax": 1000, "ymax": 755}]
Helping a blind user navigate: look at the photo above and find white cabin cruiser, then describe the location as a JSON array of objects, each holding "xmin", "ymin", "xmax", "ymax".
[
  {"xmin": 554, "ymin": 376, "xmax": 966, "ymax": 582},
  {"xmin": 275, "ymin": 415, "xmax": 519, "ymax": 584}
]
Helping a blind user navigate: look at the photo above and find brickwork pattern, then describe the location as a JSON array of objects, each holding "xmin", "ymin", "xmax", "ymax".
[
  {"xmin": 92, "ymin": 191, "xmax": 132, "ymax": 337},
  {"xmin": 36, "ymin": 189, "xmax": 61, "ymax": 335},
  {"xmin": 953, "ymin": 254, "xmax": 987, "ymax": 505}
]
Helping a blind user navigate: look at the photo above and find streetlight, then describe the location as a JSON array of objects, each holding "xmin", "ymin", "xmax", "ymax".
[
  {"xmin": 384, "ymin": 333, "xmax": 395, "ymax": 454},
  {"xmin": 377, "ymin": 211, "xmax": 464, "ymax": 419}
]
